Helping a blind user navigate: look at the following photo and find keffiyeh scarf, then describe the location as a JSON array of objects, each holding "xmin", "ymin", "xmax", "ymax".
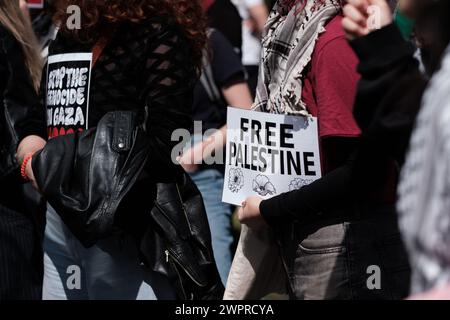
[
  {"xmin": 253, "ymin": 0, "xmax": 341, "ymax": 116},
  {"xmin": 397, "ymin": 45, "xmax": 450, "ymax": 294}
]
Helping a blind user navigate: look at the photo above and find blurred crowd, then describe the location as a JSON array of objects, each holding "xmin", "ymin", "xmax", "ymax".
[{"xmin": 1, "ymin": 0, "xmax": 450, "ymax": 300}]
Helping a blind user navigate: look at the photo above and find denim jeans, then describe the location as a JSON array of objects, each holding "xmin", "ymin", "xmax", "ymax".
[
  {"xmin": 42, "ymin": 205, "xmax": 176, "ymax": 300},
  {"xmin": 190, "ymin": 169, "xmax": 233, "ymax": 285},
  {"xmin": 277, "ymin": 205, "xmax": 411, "ymax": 300}
]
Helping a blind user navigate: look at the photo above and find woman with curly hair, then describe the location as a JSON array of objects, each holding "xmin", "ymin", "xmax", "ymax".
[{"xmin": 24, "ymin": 0, "xmax": 220, "ymax": 300}]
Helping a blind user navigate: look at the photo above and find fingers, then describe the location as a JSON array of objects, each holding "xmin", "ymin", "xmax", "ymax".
[
  {"xmin": 343, "ymin": 3, "xmax": 368, "ymax": 27},
  {"xmin": 342, "ymin": 16, "xmax": 369, "ymax": 40},
  {"xmin": 238, "ymin": 201, "xmax": 253, "ymax": 226},
  {"xmin": 342, "ymin": 0, "xmax": 373, "ymax": 40},
  {"xmin": 237, "ymin": 206, "xmax": 246, "ymax": 223}
]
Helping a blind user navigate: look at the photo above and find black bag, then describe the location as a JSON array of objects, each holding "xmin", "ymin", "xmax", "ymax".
[{"xmin": 32, "ymin": 111, "xmax": 149, "ymax": 247}]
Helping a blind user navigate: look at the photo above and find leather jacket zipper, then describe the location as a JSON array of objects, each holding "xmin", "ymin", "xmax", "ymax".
[
  {"xmin": 165, "ymin": 249, "xmax": 204, "ymax": 287},
  {"xmin": 165, "ymin": 250, "xmax": 188, "ymax": 299}
]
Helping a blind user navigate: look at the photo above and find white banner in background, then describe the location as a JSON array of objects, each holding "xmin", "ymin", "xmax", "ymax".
[{"xmin": 222, "ymin": 107, "xmax": 322, "ymax": 206}]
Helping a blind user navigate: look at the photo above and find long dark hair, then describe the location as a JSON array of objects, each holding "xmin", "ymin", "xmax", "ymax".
[{"xmin": 53, "ymin": 0, "xmax": 208, "ymax": 70}]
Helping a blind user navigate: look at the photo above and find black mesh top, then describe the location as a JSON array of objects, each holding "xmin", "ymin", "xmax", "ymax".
[{"xmin": 44, "ymin": 17, "xmax": 196, "ymax": 151}]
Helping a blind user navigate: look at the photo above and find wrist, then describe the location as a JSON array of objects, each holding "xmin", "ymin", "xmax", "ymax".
[
  {"xmin": 20, "ymin": 153, "xmax": 33, "ymax": 181},
  {"xmin": 17, "ymin": 136, "xmax": 46, "ymax": 164},
  {"xmin": 350, "ymin": 23, "xmax": 414, "ymax": 73},
  {"xmin": 259, "ymin": 198, "xmax": 279, "ymax": 226}
]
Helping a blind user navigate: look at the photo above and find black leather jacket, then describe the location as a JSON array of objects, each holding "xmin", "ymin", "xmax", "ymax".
[
  {"xmin": 33, "ymin": 110, "xmax": 224, "ymax": 299},
  {"xmin": 0, "ymin": 26, "xmax": 46, "ymax": 180}
]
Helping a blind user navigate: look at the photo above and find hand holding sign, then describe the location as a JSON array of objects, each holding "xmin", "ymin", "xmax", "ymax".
[{"xmin": 238, "ymin": 196, "xmax": 267, "ymax": 230}]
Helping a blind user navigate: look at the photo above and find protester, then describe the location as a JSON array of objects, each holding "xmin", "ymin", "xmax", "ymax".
[
  {"xmin": 236, "ymin": 0, "xmax": 411, "ymax": 299},
  {"xmin": 0, "ymin": 0, "xmax": 46, "ymax": 300},
  {"xmin": 399, "ymin": 40, "xmax": 450, "ymax": 297},
  {"xmin": 179, "ymin": 29, "xmax": 253, "ymax": 285},
  {"xmin": 342, "ymin": 0, "xmax": 450, "ymax": 298},
  {"xmin": 395, "ymin": 0, "xmax": 450, "ymax": 296},
  {"xmin": 25, "ymin": 0, "xmax": 223, "ymax": 300}
]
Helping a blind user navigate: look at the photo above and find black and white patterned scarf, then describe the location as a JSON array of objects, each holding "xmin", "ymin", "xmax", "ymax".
[
  {"xmin": 397, "ymin": 45, "xmax": 450, "ymax": 294},
  {"xmin": 253, "ymin": 0, "xmax": 341, "ymax": 115}
]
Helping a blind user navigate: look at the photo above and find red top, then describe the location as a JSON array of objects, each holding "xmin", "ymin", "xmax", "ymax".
[
  {"xmin": 302, "ymin": 15, "xmax": 361, "ymax": 138},
  {"xmin": 301, "ymin": 15, "xmax": 361, "ymax": 172}
]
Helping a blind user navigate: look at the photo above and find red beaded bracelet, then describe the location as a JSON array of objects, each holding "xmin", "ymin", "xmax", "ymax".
[{"xmin": 20, "ymin": 154, "xmax": 33, "ymax": 181}]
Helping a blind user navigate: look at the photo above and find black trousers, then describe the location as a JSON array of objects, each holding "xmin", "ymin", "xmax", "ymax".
[{"xmin": 0, "ymin": 191, "xmax": 44, "ymax": 300}]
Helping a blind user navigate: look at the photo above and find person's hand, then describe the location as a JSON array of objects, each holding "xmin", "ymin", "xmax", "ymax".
[
  {"xmin": 177, "ymin": 148, "xmax": 200, "ymax": 173},
  {"xmin": 238, "ymin": 196, "xmax": 267, "ymax": 229},
  {"xmin": 17, "ymin": 135, "xmax": 46, "ymax": 191},
  {"xmin": 342, "ymin": 0, "xmax": 393, "ymax": 40},
  {"xmin": 179, "ymin": 160, "xmax": 200, "ymax": 173}
]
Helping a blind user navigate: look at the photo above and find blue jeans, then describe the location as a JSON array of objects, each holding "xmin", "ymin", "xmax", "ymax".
[
  {"xmin": 43, "ymin": 205, "xmax": 176, "ymax": 300},
  {"xmin": 190, "ymin": 169, "xmax": 233, "ymax": 285}
]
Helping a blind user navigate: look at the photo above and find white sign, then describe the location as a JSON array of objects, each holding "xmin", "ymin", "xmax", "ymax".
[
  {"xmin": 222, "ymin": 107, "xmax": 322, "ymax": 206},
  {"xmin": 46, "ymin": 53, "xmax": 93, "ymax": 138}
]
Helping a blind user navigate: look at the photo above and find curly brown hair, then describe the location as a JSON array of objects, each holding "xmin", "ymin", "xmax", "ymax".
[{"xmin": 53, "ymin": 0, "xmax": 207, "ymax": 69}]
